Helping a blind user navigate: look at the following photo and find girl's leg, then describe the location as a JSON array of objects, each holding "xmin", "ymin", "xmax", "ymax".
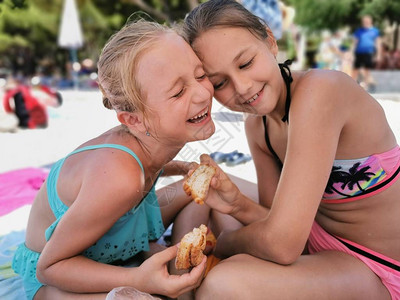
[
  {"xmin": 35, "ymin": 286, "xmax": 108, "ymax": 299},
  {"xmin": 196, "ymin": 251, "xmax": 391, "ymax": 300},
  {"xmin": 157, "ymin": 178, "xmax": 193, "ymax": 228},
  {"xmin": 210, "ymin": 174, "xmax": 258, "ymax": 236},
  {"xmin": 227, "ymin": 174, "xmax": 258, "ymax": 202}
]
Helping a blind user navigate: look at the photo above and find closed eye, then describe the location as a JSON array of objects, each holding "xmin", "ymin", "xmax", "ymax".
[
  {"xmin": 239, "ymin": 58, "xmax": 254, "ymax": 69},
  {"xmin": 196, "ymin": 74, "xmax": 206, "ymax": 80},
  {"xmin": 213, "ymin": 79, "xmax": 226, "ymax": 90},
  {"xmin": 172, "ymin": 88, "xmax": 185, "ymax": 98}
]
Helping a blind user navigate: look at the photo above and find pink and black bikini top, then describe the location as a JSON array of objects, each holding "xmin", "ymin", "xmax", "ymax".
[{"xmin": 263, "ymin": 62, "xmax": 400, "ymax": 203}]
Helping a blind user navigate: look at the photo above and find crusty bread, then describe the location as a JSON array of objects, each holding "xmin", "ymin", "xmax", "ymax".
[
  {"xmin": 175, "ymin": 224, "xmax": 207, "ymax": 270},
  {"xmin": 183, "ymin": 164, "xmax": 216, "ymax": 205}
]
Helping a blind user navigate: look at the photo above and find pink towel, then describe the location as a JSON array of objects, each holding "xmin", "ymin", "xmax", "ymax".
[{"xmin": 0, "ymin": 168, "xmax": 49, "ymax": 217}]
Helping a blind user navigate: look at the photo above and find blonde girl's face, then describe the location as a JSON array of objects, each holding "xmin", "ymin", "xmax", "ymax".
[
  {"xmin": 137, "ymin": 32, "xmax": 215, "ymax": 144},
  {"xmin": 193, "ymin": 27, "xmax": 280, "ymax": 116}
]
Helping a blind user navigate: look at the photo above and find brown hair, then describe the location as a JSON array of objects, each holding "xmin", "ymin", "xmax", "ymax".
[
  {"xmin": 183, "ymin": 0, "xmax": 269, "ymax": 46},
  {"xmin": 97, "ymin": 19, "xmax": 174, "ymax": 113}
]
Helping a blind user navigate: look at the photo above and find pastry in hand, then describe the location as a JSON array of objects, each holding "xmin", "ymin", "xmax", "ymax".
[
  {"xmin": 175, "ymin": 224, "xmax": 207, "ymax": 270},
  {"xmin": 183, "ymin": 164, "xmax": 216, "ymax": 205}
]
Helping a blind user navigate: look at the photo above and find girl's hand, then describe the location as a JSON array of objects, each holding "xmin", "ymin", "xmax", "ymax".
[
  {"xmin": 197, "ymin": 154, "xmax": 242, "ymax": 215},
  {"xmin": 136, "ymin": 244, "xmax": 206, "ymax": 298}
]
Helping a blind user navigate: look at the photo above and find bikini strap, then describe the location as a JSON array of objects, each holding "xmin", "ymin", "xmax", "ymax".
[
  {"xmin": 278, "ymin": 60, "xmax": 293, "ymax": 123},
  {"xmin": 262, "ymin": 116, "xmax": 283, "ymax": 169},
  {"xmin": 68, "ymin": 144, "xmax": 145, "ymax": 176}
]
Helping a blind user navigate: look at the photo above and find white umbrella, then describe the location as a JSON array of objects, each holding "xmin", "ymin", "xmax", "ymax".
[
  {"xmin": 58, "ymin": 0, "xmax": 83, "ymax": 89},
  {"xmin": 58, "ymin": 0, "xmax": 83, "ymax": 49}
]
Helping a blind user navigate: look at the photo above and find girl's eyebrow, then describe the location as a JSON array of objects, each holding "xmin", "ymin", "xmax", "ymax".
[
  {"xmin": 166, "ymin": 63, "xmax": 204, "ymax": 92},
  {"xmin": 207, "ymin": 47, "xmax": 250, "ymax": 78},
  {"xmin": 233, "ymin": 48, "xmax": 249, "ymax": 63},
  {"xmin": 166, "ymin": 78, "xmax": 181, "ymax": 93}
]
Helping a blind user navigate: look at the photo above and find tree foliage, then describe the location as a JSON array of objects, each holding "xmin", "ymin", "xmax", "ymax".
[
  {"xmin": 286, "ymin": 0, "xmax": 400, "ymax": 32},
  {"xmin": 0, "ymin": 0, "xmax": 398, "ymax": 77}
]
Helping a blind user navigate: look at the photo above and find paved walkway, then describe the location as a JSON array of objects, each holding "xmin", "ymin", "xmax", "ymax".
[{"xmin": 370, "ymin": 71, "xmax": 400, "ymax": 94}]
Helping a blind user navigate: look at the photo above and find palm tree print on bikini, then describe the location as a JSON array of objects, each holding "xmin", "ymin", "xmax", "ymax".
[{"xmin": 325, "ymin": 162, "xmax": 378, "ymax": 198}]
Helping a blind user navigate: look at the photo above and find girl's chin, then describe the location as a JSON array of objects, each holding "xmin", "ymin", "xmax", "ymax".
[{"xmin": 188, "ymin": 121, "xmax": 215, "ymax": 141}]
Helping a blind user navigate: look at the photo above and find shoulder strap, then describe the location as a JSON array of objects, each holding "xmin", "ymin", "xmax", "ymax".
[
  {"xmin": 262, "ymin": 116, "xmax": 283, "ymax": 169},
  {"xmin": 69, "ymin": 144, "xmax": 145, "ymax": 176},
  {"xmin": 278, "ymin": 60, "xmax": 293, "ymax": 123}
]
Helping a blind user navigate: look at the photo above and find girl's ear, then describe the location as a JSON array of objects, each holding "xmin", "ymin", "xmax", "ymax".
[
  {"xmin": 265, "ymin": 26, "xmax": 279, "ymax": 57},
  {"xmin": 117, "ymin": 111, "xmax": 146, "ymax": 131}
]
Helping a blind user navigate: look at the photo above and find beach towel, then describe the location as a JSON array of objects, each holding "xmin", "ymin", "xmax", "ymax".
[
  {"xmin": 0, "ymin": 168, "xmax": 48, "ymax": 299},
  {"xmin": 0, "ymin": 168, "xmax": 48, "ymax": 217},
  {"xmin": 0, "ymin": 229, "xmax": 27, "ymax": 300}
]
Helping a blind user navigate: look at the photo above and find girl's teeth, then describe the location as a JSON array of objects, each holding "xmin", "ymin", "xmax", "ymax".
[
  {"xmin": 246, "ymin": 93, "xmax": 259, "ymax": 104},
  {"xmin": 189, "ymin": 107, "xmax": 208, "ymax": 121}
]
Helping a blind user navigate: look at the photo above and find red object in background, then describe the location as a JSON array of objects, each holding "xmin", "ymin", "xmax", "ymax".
[
  {"xmin": 3, "ymin": 85, "xmax": 48, "ymax": 129},
  {"xmin": 39, "ymin": 84, "xmax": 63, "ymax": 106}
]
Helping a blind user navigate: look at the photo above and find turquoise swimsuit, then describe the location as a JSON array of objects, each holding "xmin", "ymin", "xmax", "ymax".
[{"xmin": 12, "ymin": 144, "xmax": 165, "ymax": 300}]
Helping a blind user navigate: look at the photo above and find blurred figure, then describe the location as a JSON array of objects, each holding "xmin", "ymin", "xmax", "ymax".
[
  {"xmin": 393, "ymin": 49, "xmax": 400, "ymax": 69},
  {"xmin": 317, "ymin": 30, "xmax": 343, "ymax": 70},
  {"xmin": 3, "ymin": 77, "xmax": 62, "ymax": 129},
  {"xmin": 352, "ymin": 15, "xmax": 382, "ymax": 91},
  {"xmin": 240, "ymin": 0, "xmax": 283, "ymax": 40}
]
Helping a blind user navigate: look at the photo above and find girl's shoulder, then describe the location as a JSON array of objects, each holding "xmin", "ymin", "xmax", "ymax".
[
  {"xmin": 291, "ymin": 69, "xmax": 359, "ymax": 108},
  {"xmin": 289, "ymin": 69, "xmax": 366, "ymax": 125},
  {"xmin": 294, "ymin": 69, "xmax": 351, "ymax": 90},
  {"xmin": 78, "ymin": 143, "xmax": 145, "ymax": 195}
]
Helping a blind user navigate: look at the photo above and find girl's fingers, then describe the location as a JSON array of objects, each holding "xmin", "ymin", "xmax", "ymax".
[
  {"xmin": 200, "ymin": 153, "xmax": 212, "ymax": 164},
  {"xmin": 156, "ymin": 244, "xmax": 179, "ymax": 264}
]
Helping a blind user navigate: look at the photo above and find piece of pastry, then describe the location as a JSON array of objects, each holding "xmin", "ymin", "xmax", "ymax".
[
  {"xmin": 175, "ymin": 224, "xmax": 207, "ymax": 270},
  {"xmin": 183, "ymin": 164, "xmax": 216, "ymax": 205}
]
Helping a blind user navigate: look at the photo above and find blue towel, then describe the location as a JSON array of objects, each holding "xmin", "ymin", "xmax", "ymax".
[{"xmin": 0, "ymin": 230, "xmax": 26, "ymax": 300}]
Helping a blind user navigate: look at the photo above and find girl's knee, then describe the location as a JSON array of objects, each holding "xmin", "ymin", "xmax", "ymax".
[
  {"xmin": 195, "ymin": 255, "xmax": 248, "ymax": 299},
  {"xmin": 196, "ymin": 267, "xmax": 231, "ymax": 299}
]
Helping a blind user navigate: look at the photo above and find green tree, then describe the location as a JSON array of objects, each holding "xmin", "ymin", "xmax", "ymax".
[{"xmin": 0, "ymin": 0, "xmax": 200, "ymax": 77}]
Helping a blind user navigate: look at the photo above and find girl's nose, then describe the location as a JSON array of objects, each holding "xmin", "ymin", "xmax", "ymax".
[
  {"xmin": 192, "ymin": 81, "xmax": 212, "ymax": 103},
  {"xmin": 232, "ymin": 73, "xmax": 252, "ymax": 98}
]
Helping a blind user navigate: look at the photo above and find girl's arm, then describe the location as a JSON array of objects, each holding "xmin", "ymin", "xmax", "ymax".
[
  {"xmin": 213, "ymin": 71, "xmax": 349, "ymax": 264},
  {"xmin": 37, "ymin": 159, "xmax": 147, "ymax": 292},
  {"xmin": 37, "ymin": 158, "xmax": 205, "ymax": 296},
  {"xmin": 162, "ymin": 160, "xmax": 198, "ymax": 177},
  {"xmin": 244, "ymin": 114, "xmax": 282, "ymax": 208},
  {"xmin": 198, "ymin": 115, "xmax": 282, "ymax": 225}
]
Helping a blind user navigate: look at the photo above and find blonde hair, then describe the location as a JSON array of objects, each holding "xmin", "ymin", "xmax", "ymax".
[{"xmin": 97, "ymin": 19, "xmax": 174, "ymax": 113}]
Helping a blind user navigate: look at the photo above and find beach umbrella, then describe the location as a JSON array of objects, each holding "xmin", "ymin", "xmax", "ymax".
[{"xmin": 58, "ymin": 0, "xmax": 84, "ymax": 89}]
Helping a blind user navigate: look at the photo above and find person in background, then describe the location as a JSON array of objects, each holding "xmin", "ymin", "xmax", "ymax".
[
  {"xmin": 352, "ymin": 15, "xmax": 382, "ymax": 91},
  {"xmin": 2, "ymin": 76, "xmax": 62, "ymax": 129}
]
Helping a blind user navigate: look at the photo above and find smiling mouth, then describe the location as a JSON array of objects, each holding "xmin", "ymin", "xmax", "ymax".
[
  {"xmin": 187, "ymin": 106, "xmax": 209, "ymax": 123},
  {"xmin": 244, "ymin": 85, "xmax": 265, "ymax": 104}
]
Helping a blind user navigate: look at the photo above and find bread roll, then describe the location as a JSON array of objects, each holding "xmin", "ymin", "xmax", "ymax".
[
  {"xmin": 183, "ymin": 164, "xmax": 216, "ymax": 205},
  {"xmin": 175, "ymin": 224, "xmax": 207, "ymax": 270}
]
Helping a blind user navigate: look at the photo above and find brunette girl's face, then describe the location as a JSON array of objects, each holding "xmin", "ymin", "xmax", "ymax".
[
  {"xmin": 192, "ymin": 27, "xmax": 280, "ymax": 115},
  {"xmin": 137, "ymin": 32, "xmax": 215, "ymax": 144}
]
